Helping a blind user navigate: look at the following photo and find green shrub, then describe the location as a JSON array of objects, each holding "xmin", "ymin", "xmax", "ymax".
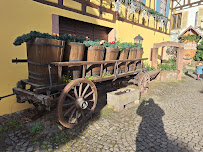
[
  {"xmin": 158, "ymin": 59, "xmax": 177, "ymax": 71},
  {"xmin": 143, "ymin": 64, "xmax": 155, "ymax": 71},
  {"xmin": 13, "ymin": 31, "xmax": 88, "ymax": 46},
  {"xmin": 30, "ymin": 124, "xmax": 43, "ymax": 133},
  {"xmin": 194, "ymin": 40, "xmax": 203, "ymax": 61}
]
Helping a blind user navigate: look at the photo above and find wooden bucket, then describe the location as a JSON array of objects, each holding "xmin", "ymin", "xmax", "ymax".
[
  {"xmin": 87, "ymin": 46, "xmax": 105, "ymax": 76},
  {"xmin": 27, "ymin": 38, "xmax": 65, "ymax": 85},
  {"xmin": 63, "ymin": 42, "xmax": 85, "ymax": 79},
  {"xmin": 105, "ymin": 47, "xmax": 120, "ymax": 74},
  {"xmin": 119, "ymin": 48, "xmax": 129, "ymax": 73},
  {"xmin": 128, "ymin": 48, "xmax": 137, "ymax": 71},
  {"xmin": 136, "ymin": 48, "xmax": 143, "ymax": 69}
]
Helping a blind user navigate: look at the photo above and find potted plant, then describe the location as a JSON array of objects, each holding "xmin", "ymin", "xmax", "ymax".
[
  {"xmin": 13, "ymin": 31, "xmax": 65, "ymax": 85},
  {"xmin": 118, "ymin": 42, "xmax": 131, "ymax": 73},
  {"xmin": 83, "ymin": 40, "xmax": 105, "ymax": 76},
  {"xmin": 63, "ymin": 34, "xmax": 88, "ymax": 79},
  {"xmin": 104, "ymin": 41, "xmax": 120, "ymax": 74}
]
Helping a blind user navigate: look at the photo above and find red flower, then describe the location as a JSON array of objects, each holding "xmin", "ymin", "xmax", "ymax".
[
  {"xmin": 112, "ymin": 41, "xmax": 115, "ymax": 44},
  {"xmin": 135, "ymin": 43, "xmax": 137, "ymax": 45},
  {"xmin": 123, "ymin": 43, "xmax": 125, "ymax": 45},
  {"xmin": 109, "ymin": 42, "xmax": 112, "ymax": 44},
  {"xmin": 73, "ymin": 34, "xmax": 76, "ymax": 37}
]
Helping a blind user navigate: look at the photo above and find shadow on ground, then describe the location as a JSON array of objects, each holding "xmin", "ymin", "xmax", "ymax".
[
  {"xmin": 136, "ymin": 98, "xmax": 189, "ymax": 152},
  {"xmin": 0, "ymin": 79, "xmax": 129, "ymax": 151}
]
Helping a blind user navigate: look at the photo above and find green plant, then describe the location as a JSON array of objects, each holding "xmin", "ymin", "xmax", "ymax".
[
  {"xmin": 85, "ymin": 75, "xmax": 98, "ymax": 81},
  {"xmin": 194, "ymin": 40, "xmax": 203, "ymax": 61},
  {"xmin": 13, "ymin": 31, "xmax": 89, "ymax": 46},
  {"xmin": 62, "ymin": 75, "xmax": 72, "ymax": 83},
  {"xmin": 147, "ymin": 9, "xmax": 163, "ymax": 17},
  {"xmin": 102, "ymin": 71, "xmax": 111, "ymax": 77},
  {"xmin": 30, "ymin": 124, "xmax": 43, "ymax": 133},
  {"xmin": 181, "ymin": 35, "xmax": 201, "ymax": 42},
  {"xmin": 118, "ymin": 42, "xmax": 132, "ymax": 50},
  {"xmin": 158, "ymin": 59, "xmax": 177, "ymax": 71},
  {"xmin": 105, "ymin": 41, "xmax": 120, "ymax": 48},
  {"xmin": 83, "ymin": 40, "xmax": 103, "ymax": 47},
  {"xmin": 143, "ymin": 64, "xmax": 155, "ymax": 71}
]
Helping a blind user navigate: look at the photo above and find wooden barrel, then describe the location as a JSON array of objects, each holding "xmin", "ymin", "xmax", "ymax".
[
  {"xmin": 27, "ymin": 38, "xmax": 65, "ymax": 85},
  {"xmin": 136, "ymin": 48, "xmax": 143, "ymax": 69},
  {"xmin": 87, "ymin": 46, "xmax": 105, "ymax": 76},
  {"xmin": 128, "ymin": 48, "xmax": 137, "ymax": 71},
  {"xmin": 63, "ymin": 42, "xmax": 85, "ymax": 79},
  {"xmin": 105, "ymin": 47, "xmax": 120, "ymax": 74},
  {"xmin": 119, "ymin": 48, "xmax": 129, "ymax": 73}
]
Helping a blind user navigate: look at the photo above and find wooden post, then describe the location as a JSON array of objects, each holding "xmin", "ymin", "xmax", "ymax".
[
  {"xmin": 82, "ymin": 65, "xmax": 86, "ymax": 78},
  {"xmin": 176, "ymin": 47, "xmax": 184, "ymax": 80},
  {"xmin": 151, "ymin": 48, "xmax": 158, "ymax": 69},
  {"xmin": 136, "ymin": 48, "xmax": 143, "ymax": 69},
  {"xmin": 58, "ymin": 66, "xmax": 62, "ymax": 82},
  {"xmin": 161, "ymin": 46, "xmax": 167, "ymax": 62},
  {"xmin": 100, "ymin": 64, "xmax": 103, "ymax": 78}
]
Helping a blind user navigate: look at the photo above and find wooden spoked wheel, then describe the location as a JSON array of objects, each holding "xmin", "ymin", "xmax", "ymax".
[
  {"xmin": 57, "ymin": 78, "xmax": 97, "ymax": 129},
  {"xmin": 138, "ymin": 72, "xmax": 150, "ymax": 95}
]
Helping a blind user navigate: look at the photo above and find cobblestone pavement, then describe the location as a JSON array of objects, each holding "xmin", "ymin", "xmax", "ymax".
[{"xmin": 0, "ymin": 72, "xmax": 202, "ymax": 152}]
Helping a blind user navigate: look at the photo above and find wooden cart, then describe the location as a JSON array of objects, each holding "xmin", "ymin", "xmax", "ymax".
[{"xmin": 13, "ymin": 58, "xmax": 154, "ymax": 128}]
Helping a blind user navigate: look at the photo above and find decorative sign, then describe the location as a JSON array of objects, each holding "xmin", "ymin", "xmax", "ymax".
[{"xmin": 184, "ymin": 43, "xmax": 197, "ymax": 49}]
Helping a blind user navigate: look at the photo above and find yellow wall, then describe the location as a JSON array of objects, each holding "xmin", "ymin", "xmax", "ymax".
[{"xmin": 0, "ymin": 0, "xmax": 171, "ymax": 115}]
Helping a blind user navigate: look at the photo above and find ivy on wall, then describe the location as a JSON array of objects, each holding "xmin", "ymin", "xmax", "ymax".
[{"xmin": 181, "ymin": 35, "xmax": 201, "ymax": 42}]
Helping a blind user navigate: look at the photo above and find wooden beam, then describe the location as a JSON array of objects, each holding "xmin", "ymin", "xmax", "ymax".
[
  {"xmin": 151, "ymin": 48, "xmax": 158, "ymax": 69},
  {"xmin": 153, "ymin": 41, "xmax": 184, "ymax": 48},
  {"xmin": 52, "ymin": 58, "xmax": 148, "ymax": 67},
  {"xmin": 176, "ymin": 47, "xmax": 184, "ymax": 80}
]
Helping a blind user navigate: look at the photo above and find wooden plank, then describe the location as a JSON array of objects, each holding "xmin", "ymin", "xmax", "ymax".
[
  {"xmin": 58, "ymin": 66, "xmax": 62, "ymax": 82},
  {"xmin": 82, "ymin": 65, "xmax": 86, "ymax": 78},
  {"xmin": 153, "ymin": 41, "xmax": 184, "ymax": 48},
  {"xmin": 52, "ymin": 58, "xmax": 148, "ymax": 66},
  {"xmin": 13, "ymin": 87, "xmax": 51, "ymax": 106},
  {"xmin": 21, "ymin": 79, "xmax": 45, "ymax": 88},
  {"xmin": 93, "ymin": 69, "xmax": 142, "ymax": 83},
  {"xmin": 36, "ymin": 83, "xmax": 67, "ymax": 94},
  {"xmin": 100, "ymin": 64, "xmax": 103, "ymax": 78},
  {"xmin": 125, "ymin": 62, "xmax": 128, "ymax": 72}
]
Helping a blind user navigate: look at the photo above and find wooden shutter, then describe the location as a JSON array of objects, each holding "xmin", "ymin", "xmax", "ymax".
[
  {"xmin": 156, "ymin": 0, "xmax": 161, "ymax": 12},
  {"xmin": 165, "ymin": 0, "xmax": 170, "ymax": 17},
  {"xmin": 197, "ymin": 7, "xmax": 203, "ymax": 27},
  {"xmin": 181, "ymin": 11, "xmax": 188, "ymax": 29},
  {"xmin": 59, "ymin": 16, "xmax": 111, "ymax": 41}
]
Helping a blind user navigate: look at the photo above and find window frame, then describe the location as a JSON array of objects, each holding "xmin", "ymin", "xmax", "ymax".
[{"xmin": 172, "ymin": 13, "xmax": 182, "ymax": 30}]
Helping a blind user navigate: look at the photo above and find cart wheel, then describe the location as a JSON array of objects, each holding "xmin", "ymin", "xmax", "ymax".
[
  {"xmin": 138, "ymin": 72, "xmax": 150, "ymax": 95},
  {"xmin": 57, "ymin": 78, "xmax": 97, "ymax": 129}
]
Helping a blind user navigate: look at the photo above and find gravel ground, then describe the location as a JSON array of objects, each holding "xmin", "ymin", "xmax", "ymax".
[{"xmin": 0, "ymin": 71, "xmax": 202, "ymax": 152}]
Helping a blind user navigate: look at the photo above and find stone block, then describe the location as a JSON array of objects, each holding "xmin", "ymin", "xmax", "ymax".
[
  {"xmin": 107, "ymin": 88, "xmax": 139, "ymax": 112},
  {"xmin": 156, "ymin": 71, "xmax": 178, "ymax": 82}
]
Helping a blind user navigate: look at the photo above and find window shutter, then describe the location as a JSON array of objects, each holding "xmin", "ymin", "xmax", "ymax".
[
  {"xmin": 156, "ymin": 0, "xmax": 161, "ymax": 12},
  {"xmin": 141, "ymin": 0, "xmax": 146, "ymax": 4},
  {"xmin": 165, "ymin": 0, "xmax": 170, "ymax": 17}
]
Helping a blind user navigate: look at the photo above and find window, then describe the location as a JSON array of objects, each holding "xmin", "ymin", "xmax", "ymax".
[
  {"xmin": 160, "ymin": 0, "xmax": 167, "ymax": 15},
  {"xmin": 195, "ymin": 11, "xmax": 198, "ymax": 27},
  {"xmin": 172, "ymin": 13, "xmax": 182, "ymax": 29}
]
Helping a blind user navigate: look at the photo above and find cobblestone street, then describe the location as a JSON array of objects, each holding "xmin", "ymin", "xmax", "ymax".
[{"xmin": 0, "ymin": 72, "xmax": 203, "ymax": 152}]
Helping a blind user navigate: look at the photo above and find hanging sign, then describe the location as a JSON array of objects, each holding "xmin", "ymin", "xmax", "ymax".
[{"xmin": 184, "ymin": 43, "xmax": 197, "ymax": 49}]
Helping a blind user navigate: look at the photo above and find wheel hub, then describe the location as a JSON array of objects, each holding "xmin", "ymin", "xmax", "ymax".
[{"xmin": 76, "ymin": 97, "xmax": 88, "ymax": 109}]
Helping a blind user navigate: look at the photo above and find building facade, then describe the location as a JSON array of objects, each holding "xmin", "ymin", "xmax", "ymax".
[
  {"xmin": 0, "ymin": 0, "xmax": 172, "ymax": 115},
  {"xmin": 170, "ymin": 0, "xmax": 203, "ymax": 42}
]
